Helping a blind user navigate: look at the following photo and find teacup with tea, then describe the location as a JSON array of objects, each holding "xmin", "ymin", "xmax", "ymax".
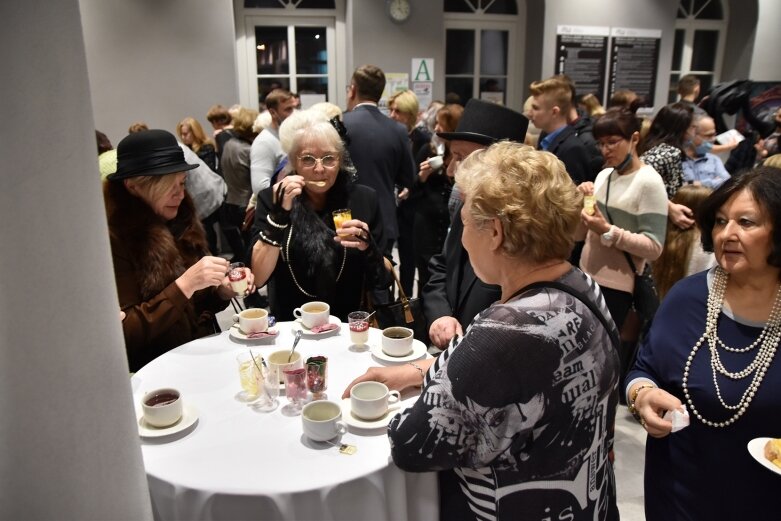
[
  {"xmin": 293, "ymin": 301, "xmax": 330, "ymax": 329},
  {"xmin": 381, "ymin": 326, "xmax": 414, "ymax": 357},
  {"xmin": 141, "ymin": 388, "xmax": 183, "ymax": 428},
  {"xmin": 233, "ymin": 308, "xmax": 268, "ymax": 334}
]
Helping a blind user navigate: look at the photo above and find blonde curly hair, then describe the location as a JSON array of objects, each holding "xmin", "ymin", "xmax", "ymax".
[{"xmin": 455, "ymin": 141, "xmax": 582, "ymax": 262}]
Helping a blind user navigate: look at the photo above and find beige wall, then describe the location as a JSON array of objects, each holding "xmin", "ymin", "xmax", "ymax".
[{"xmin": 80, "ymin": 0, "xmax": 239, "ymax": 145}]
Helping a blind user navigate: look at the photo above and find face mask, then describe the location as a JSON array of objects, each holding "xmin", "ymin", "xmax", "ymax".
[
  {"xmin": 615, "ymin": 153, "xmax": 633, "ymax": 172},
  {"xmin": 695, "ymin": 141, "xmax": 714, "ymax": 156}
]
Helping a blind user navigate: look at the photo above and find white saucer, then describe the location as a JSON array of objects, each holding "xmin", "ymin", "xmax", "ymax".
[
  {"xmin": 340, "ymin": 398, "xmax": 400, "ymax": 429},
  {"xmin": 370, "ymin": 339, "xmax": 427, "ymax": 363},
  {"xmin": 291, "ymin": 315, "xmax": 341, "ymax": 337},
  {"xmin": 229, "ymin": 324, "xmax": 279, "ymax": 342},
  {"xmin": 747, "ymin": 437, "xmax": 781, "ymax": 476},
  {"xmin": 137, "ymin": 404, "xmax": 199, "ymax": 438}
]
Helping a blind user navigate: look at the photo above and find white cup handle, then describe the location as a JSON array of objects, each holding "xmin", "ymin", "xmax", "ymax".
[
  {"xmin": 232, "ymin": 314, "xmax": 240, "ymax": 323},
  {"xmin": 388, "ymin": 390, "xmax": 401, "ymax": 405},
  {"xmin": 336, "ymin": 421, "xmax": 347, "ymax": 437},
  {"xmin": 293, "ymin": 308, "xmax": 303, "ymax": 319}
]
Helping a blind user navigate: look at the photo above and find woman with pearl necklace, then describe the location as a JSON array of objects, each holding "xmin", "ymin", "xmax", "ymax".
[{"xmin": 626, "ymin": 166, "xmax": 781, "ymax": 520}]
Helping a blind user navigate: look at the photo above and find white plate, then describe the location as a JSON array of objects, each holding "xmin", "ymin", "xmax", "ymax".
[
  {"xmin": 340, "ymin": 398, "xmax": 400, "ymax": 430},
  {"xmin": 291, "ymin": 315, "xmax": 342, "ymax": 337},
  {"xmin": 137, "ymin": 404, "xmax": 199, "ymax": 438},
  {"xmin": 747, "ymin": 437, "xmax": 781, "ymax": 476},
  {"xmin": 229, "ymin": 324, "xmax": 279, "ymax": 342},
  {"xmin": 370, "ymin": 339, "xmax": 427, "ymax": 363}
]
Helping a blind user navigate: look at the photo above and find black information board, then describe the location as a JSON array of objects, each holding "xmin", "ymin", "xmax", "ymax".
[
  {"xmin": 608, "ymin": 32, "xmax": 660, "ymax": 107},
  {"xmin": 555, "ymin": 32, "xmax": 608, "ymax": 104}
]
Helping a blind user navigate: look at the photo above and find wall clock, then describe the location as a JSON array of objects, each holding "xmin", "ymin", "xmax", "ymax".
[{"xmin": 387, "ymin": 0, "xmax": 411, "ymax": 24}]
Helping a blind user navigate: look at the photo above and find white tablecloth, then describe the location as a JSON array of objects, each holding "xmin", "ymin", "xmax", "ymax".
[{"xmin": 131, "ymin": 323, "xmax": 438, "ymax": 521}]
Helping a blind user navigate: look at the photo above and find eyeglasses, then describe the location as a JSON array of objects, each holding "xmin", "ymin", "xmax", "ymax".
[
  {"xmin": 596, "ymin": 138, "xmax": 625, "ymax": 150},
  {"xmin": 298, "ymin": 154, "xmax": 339, "ymax": 169}
]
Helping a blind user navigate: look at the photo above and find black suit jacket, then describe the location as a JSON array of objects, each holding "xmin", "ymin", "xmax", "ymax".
[
  {"xmin": 343, "ymin": 105, "xmax": 415, "ymax": 240},
  {"xmin": 541, "ymin": 125, "xmax": 592, "ymax": 184},
  {"xmin": 422, "ymin": 200, "xmax": 501, "ymax": 332}
]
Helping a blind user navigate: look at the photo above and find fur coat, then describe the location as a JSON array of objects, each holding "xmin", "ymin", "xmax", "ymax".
[{"xmin": 104, "ymin": 181, "xmax": 228, "ymax": 372}]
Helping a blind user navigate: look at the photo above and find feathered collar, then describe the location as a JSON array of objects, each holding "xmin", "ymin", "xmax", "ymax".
[{"xmin": 104, "ymin": 181, "xmax": 208, "ymax": 300}]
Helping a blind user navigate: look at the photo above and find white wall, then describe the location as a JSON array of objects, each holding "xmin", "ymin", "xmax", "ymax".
[
  {"xmin": 0, "ymin": 1, "xmax": 151, "ymax": 519},
  {"xmin": 541, "ymin": 0, "xmax": 679, "ymax": 109},
  {"xmin": 80, "ymin": 0, "xmax": 239, "ymax": 145},
  {"xmin": 749, "ymin": 0, "xmax": 781, "ymax": 81}
]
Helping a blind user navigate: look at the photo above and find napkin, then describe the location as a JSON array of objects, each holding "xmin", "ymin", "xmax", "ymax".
[
  {"xmin": 310, "ymin": 323, "xmax": 339, "ymax": 334},
  {"xmin": 663, "ymin": 405, "xmax": 690, "ymax": 433},
  {"xmin": 246, "ymin": 329, "xmax": 279, "ymax": 339}
]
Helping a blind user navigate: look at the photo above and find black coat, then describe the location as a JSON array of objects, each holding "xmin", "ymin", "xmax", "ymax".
[
  {"xmin": 422, "ymin": 200, "xmax": 501, "ymax": 332},
  {"xmin": 540, "ymin": 125, "xmax": 592, "ymax": 184},
  {"xmin": 343, "ymin": 105, "xmax": 416, "ymax": 241}
]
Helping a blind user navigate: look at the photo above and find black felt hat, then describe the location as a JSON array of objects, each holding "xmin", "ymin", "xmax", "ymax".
[
  {"xmin": 437, "ymin": 99, "xmax": 529, "ymax": 145},
  {"xmin": 109, "ymin": 129, "xmax": 198, "ymax": 181}
]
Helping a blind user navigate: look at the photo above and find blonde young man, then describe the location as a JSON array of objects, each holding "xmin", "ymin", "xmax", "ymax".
[{"xmin": 529, "ymin": 77, "xmax": 592, "ymax": 184}]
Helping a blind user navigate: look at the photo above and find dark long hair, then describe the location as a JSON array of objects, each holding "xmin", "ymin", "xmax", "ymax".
[
  {"xmin": 638, "ymin": 102, "xmax": 693, "ymax": 155},
  {"xmin": 592, "ymin": 107, "xmax": 642, "ymax": 140}
]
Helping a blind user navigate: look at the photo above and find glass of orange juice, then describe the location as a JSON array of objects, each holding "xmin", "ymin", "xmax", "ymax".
[{"xmin": 332, "ymin": 209, "xmax": 352, "ymax": 237}]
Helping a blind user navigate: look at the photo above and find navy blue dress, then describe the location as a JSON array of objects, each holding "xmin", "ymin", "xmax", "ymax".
[{"xmin": 627, "ymin": 268, "xmax": 781, "ymax": 521}]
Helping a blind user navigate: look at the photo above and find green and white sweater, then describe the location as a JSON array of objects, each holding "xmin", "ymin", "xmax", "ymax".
[{"xmin": 580, "ymin": 164, "xmax": 668, "ymax": 293}]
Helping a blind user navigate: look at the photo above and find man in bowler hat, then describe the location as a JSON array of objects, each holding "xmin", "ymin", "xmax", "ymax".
[{"xmin": 422, "ymin": 99, "xmax": 529, "ymax": 348}]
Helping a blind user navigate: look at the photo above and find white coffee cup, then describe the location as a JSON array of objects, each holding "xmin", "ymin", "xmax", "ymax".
[
  {"xmin": 268, "ymin": 350, "xmax": 304, "ymax": 385},
  {"xmin": 350, "ymin": 381, "xmax": 401, "ymax": 421},
  {"xmin": 233, "ymin": 308, "xmax": 268, "ymax": 334},
  {"xmin": 428, "ymin": 155, "xmax": 444, "ymax": 171},
  {"xmin": 141, "ymin": 388, "xmax": 183, "ymax": 428},
  {"xmin": 302, "ymin": 400, "xmax": 347, "ymax": 442},
  {"xmin": 293, "ymin": 301, "xmax": 330, "ymax": 329},
  {"xmin": 381, "ymin": 326, "xmax": 414, "ymax": 357}
]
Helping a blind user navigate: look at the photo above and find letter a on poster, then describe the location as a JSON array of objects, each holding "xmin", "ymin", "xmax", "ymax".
[{"xmin": 412, "ymin": 58, "xmax": 434, "ymax": 82}]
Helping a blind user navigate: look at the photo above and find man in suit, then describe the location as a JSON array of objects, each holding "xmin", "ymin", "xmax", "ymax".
[
  {"xmin": 529, "ymin": 77, "xmax": 591, "ymax": 184},
  {"xmin": 423, "ymin": 100, "xmax": 529, "ymax": 348},
  {"xmin": 343, "ymin": 65, "xmax": 415, "ymax": 256}
]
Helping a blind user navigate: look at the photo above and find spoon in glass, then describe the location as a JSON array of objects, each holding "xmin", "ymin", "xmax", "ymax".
[{"xmin": 288, "ymin": 329, "xmax": 303, "ymax": 362}]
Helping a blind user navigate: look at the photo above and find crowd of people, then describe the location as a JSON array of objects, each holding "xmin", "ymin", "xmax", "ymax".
[{"xmin": 99, "ymin": 67, "xmax": 781, "ymax": 519}]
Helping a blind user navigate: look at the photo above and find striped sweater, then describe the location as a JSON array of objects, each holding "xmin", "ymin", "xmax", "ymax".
[{"xmin": 580, "ymin": 165, "xmax": 668, "ymax": 293}]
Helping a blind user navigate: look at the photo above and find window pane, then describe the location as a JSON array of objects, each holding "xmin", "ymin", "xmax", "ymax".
[
  {"xmin": 694, "ymin": 73, "xmax": 713, "ymax": 96},
  {"xmin": 693, "ymin": 0, "xmax": 723, "ymax": 19},
  {"xmin": 295, "ymin": 27, "xmax": 327, "ymax": 75},
  {"xmin": 479, "ymin": 78, "xmax": 506, "ymax": 104},
  {"xmin": 296, "ymin": 77, "xmax": 329, "ymax": 97},
  {"xmin": 446, "ymin": 29, "xmax": 475, "ymax": 75},
  {"xmin": 444, "ymin": 0, "xmax": 472, "ymax": 13},
  {"xmin": 259, "ymin": 78, "xmax": 290, "ymax": 106},
  {"xmin": 245, "ymin": 0, "xmax": 334, "ymax": 7},
  {"xmin": 445, "ymin": 77, "xmax": 473, "ymax": 106},
  {"xmin": 480, "ymin": 30, "xmax": 508, "ymax": 75},
  {"xmin": 256, "ymin": 26, "xmax": 289, "ymax": 75},
  {"xmin": 672, "ymin": 29, "xmax": 684, "ymax": 71},
  {"xmin": 668, "ymin": 73, "xmax": 680, "ymax": 104},
  {"xmin": 485, "ymin": 0, "xmax": 518, "ymax": 14},
  {"xmin": 691, "ymin": 30, "xmax": 718, "ymax": 71}
]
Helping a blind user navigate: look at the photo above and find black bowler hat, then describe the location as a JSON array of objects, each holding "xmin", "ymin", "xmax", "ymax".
[
  {"xmin": 108, "ymin": 129, "xmax": 198, "ymax": 181},
  {"xmin": 437, "ymin": 99, "xmax": 529, "ymax": 145}
]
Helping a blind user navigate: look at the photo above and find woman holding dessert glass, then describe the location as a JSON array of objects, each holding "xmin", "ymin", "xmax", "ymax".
[
  {"xmin": 626, "ymin": 166, "xmax": 781, "ymax": 520},
  {"xmin": 250, "ymin": 109, "xmax": 388, "ymax": 321},
  {"xmin": 105, "ymin": 129, "xmax": 255, "ymax": 372}
]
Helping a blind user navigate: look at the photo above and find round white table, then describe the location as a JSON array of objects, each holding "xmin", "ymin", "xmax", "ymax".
[{"xmin": 131, "ymin": 322, "xmax": 438, "ymax": 521}]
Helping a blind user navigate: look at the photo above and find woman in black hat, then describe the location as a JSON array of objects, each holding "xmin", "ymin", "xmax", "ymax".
[{"xmin": 105, "ymin": 129, "xmax": 254, "ymax": 372}]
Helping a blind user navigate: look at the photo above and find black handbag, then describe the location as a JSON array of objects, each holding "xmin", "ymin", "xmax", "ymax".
[
  {"xmin": 370, "ymin": 258, "xmax": 430, "ymax": 343},
  {"xmin": 603, "ymin": 171, "xmax": 660, "ymax": 322}
]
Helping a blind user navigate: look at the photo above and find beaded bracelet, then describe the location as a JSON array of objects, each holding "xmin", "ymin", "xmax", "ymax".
[
  {"xmin": 266, "ymin": 214, "xmax": 289, "ymax": 229},
  {"xmin": 258, "ymin": 230, "xmax": 282, "ymax": 248},
  {"xmin": 628, "ymin": 383, "xmax": 656, "ymax": 423},
  {"xmin": 407, "ymin": 362, "xmax": 425, "ymax": 383}
]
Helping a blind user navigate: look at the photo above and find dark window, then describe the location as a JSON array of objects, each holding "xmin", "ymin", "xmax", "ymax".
[
  {"xmin": 295, "ymin": 27, "xmax": 327, "ymax": 75},
  {"xmin": 255, "ymin": 26, "xmax": 289, "ymax": 76},
  {"xmin": 444, "ymin": 0, "xmax": 517, "ymax": 14},
  {"xmin": 245, "ymin": 0, "xmax": 335, "ymax": 8}
]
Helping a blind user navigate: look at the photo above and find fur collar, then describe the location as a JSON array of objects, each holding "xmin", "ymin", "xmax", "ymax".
[{"xmin": 104, "ymin": 181, "xmax": 208, "ymax": 300}]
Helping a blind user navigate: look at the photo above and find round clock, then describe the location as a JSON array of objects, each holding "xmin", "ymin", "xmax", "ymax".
[{"xmin": 387, "ymin": 0, "xmax": 411, "ymax": 24}]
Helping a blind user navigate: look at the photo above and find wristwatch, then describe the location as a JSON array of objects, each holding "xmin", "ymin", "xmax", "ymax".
[{"xmin": 601, "ymin": 225, "xmax": 617, "ymax": 246}]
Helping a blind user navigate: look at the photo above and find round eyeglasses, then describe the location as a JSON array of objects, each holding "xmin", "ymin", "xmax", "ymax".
[{"xmin": 298, "ymin": 155, "xmax": 339, "ymax": 169}]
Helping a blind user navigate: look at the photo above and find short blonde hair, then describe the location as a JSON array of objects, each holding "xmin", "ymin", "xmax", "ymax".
[
  {"xmin": 764, "ymin": 154, "xmax": 781, "ymax": 169},
  {"xmin": 529, "ymin": 78, "xmax": 572, "ymax": 113},
  {"xmin": 308, "ymin": 102, "xmax": 343, "ymax": 121},
  {"xmin": 456, "ymin": 141, "xmax": 582, "ymax": 262},
  {"xmin": 125, "ymin": 172, "xmax": 183, "ymax": 203},
  {"xmin": 389, "ymin": 90, "xmax": 419, "ymax": 130}
]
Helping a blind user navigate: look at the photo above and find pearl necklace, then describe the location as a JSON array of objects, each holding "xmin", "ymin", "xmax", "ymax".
[
  {"xmin": 682, "ymin": 266, "xmax": 781, "ymax": 427},
  {"xmin": 284, "ymin": 223, "xmax": 346, "ymax": 298}
]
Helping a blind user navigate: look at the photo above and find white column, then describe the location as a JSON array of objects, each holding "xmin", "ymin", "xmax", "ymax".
[
  {"xmin": 0, "ymin": 2, "xmax": 152, "ymax": 519},
  {"xmin": 749, "ymin": 0, "xmax": 781, "ymax": 81}
]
